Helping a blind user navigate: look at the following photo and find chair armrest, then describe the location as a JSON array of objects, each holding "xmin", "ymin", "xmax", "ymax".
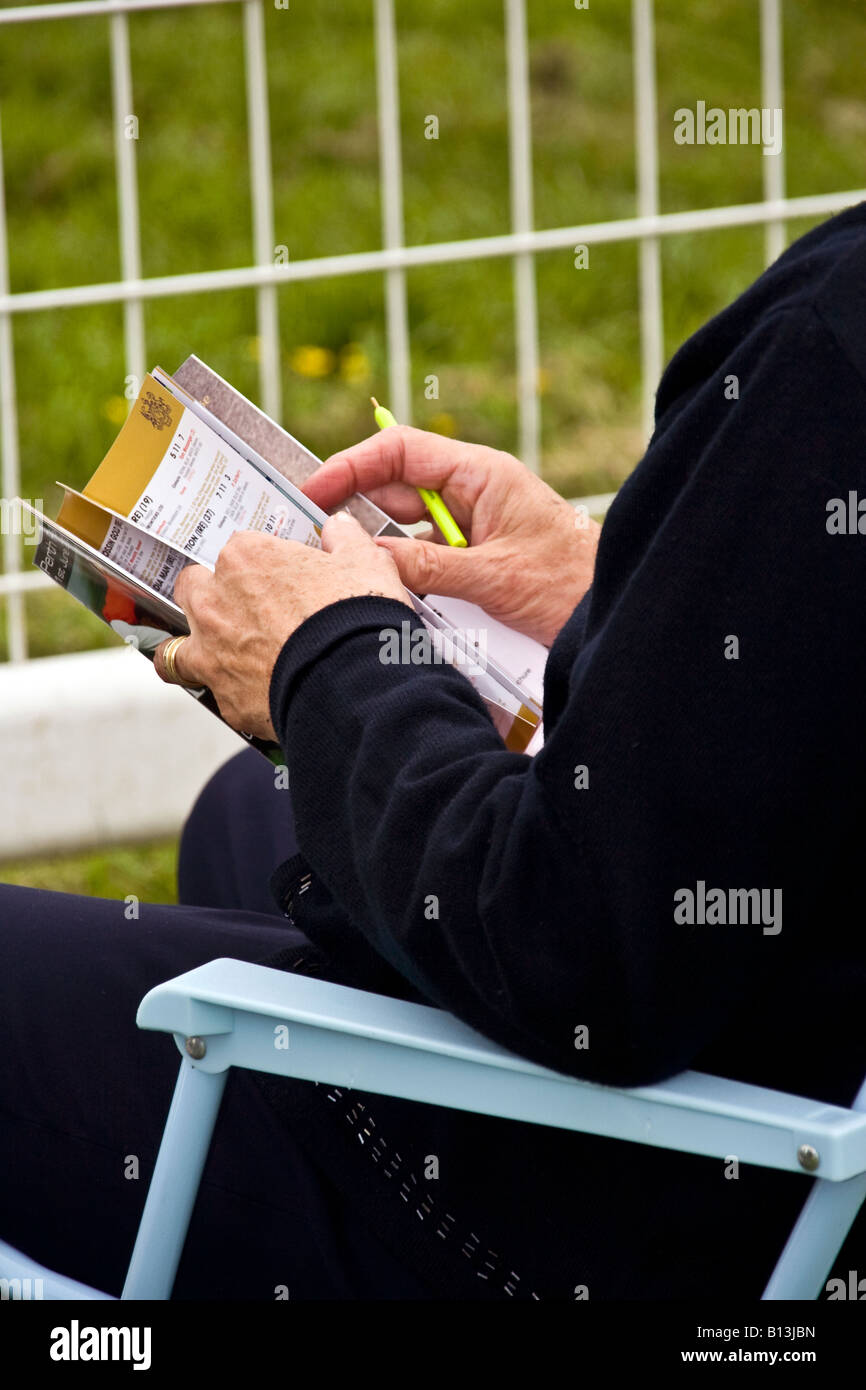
[
  {"xmin": 136, "ymin": 958, "xmax": 866, "ymax": 1182},
  {"xmin": 0, "ymin": 1238, "xmax": 115, "ymax": 1301}
]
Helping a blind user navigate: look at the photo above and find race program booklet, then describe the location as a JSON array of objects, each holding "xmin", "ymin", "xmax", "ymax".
[{"xmin": 19, "ymin": 361, "xmax": 547, "ymax": 761}]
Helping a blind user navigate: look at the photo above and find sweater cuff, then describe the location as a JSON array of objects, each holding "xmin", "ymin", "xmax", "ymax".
[{"xmin": 268, "ymin": 594, "xmax": 425, "ymax": 736}]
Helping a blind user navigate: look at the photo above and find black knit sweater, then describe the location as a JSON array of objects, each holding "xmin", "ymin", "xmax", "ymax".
[{"xmin": 255, "ymin": 202, "xmax": 866, "ymax": 1300}]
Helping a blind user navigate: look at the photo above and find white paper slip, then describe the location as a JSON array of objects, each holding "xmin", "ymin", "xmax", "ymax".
[{"xmin": 125, "ymin": 405, "xmax": 322, "ymax": 567}]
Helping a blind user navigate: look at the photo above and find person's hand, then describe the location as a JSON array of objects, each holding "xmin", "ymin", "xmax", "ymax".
[
  {"xmin": 153, "ymin": 513, "xmax": 412, "ymax": 739},
  {"xmin": 304, "ymin": 427, "xmax": 600, "ymax": 647}
]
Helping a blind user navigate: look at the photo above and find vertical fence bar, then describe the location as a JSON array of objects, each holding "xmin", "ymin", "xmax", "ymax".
[
  {"xmin": 244, "ymin": 0, "xmax": 281, "ymax": 423},
  {"xmin": 0, "ymin": 111, "xmax": 26, "ymax": 662},
  {"xmin": 110, "ymin": 11, "xmax": 146, "ymax": 398},
  {"xmin": 760, "ymin": 0, "xmax": 786, "ymax": 265},
  {"xmin": 632, "ymin": 0, "xmax": 663, "ymax": 446},
  {"xmin": 504, "ymin": 0, "xmax": 540, "ymax": 474},
  {"xmin": 374, "ymin": 0, "xmax": 411, "ymax": 424}
]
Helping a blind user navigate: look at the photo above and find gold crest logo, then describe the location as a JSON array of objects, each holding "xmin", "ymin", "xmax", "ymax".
[{"xmin": 140, "ymin": 391, "xmax": 173, "ymax": 431}]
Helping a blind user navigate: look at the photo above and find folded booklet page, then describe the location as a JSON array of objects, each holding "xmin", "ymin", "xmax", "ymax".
[{"xmin": 20, "ymin": 359, "xmax": 546, "ymax": 762}]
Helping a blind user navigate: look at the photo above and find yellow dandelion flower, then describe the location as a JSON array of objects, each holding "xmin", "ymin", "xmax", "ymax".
[
  {"xmin": 338, "ymin": 343, "xmax": 371, "ymax": 384},
  {"xmin": 290, "ymin": 345, "xmax": 336, "ymax": 378}
]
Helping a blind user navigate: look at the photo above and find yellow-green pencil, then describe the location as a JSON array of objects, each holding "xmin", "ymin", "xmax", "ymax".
[{"xmin": 370, "ymin": 397, "xmax": 467, "ymax": 547}]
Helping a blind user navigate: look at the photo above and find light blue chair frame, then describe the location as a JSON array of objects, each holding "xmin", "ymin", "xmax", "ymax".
[{"xmin": 2, "ymin": 956, "xmax": 865, "ymax": 1301}]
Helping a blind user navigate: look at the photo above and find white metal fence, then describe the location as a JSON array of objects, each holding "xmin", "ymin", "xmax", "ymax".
[{"xmin": 1, "ymin": 0, "xmax": 864, "ymax": 670}]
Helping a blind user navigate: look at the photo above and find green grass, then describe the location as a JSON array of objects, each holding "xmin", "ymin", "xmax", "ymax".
[
  {"xmin": 1, "ymin": 839, "xmax": 178, "ymax": 903},
  {"xmin": 1, "ymin": 0, "xmax": 864, "ymax": 890}
]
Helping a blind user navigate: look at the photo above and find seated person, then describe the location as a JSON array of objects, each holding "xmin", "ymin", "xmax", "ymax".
[{"xmin": 1, "ymin": 202, "xmax": 865, "ymax": 1300}]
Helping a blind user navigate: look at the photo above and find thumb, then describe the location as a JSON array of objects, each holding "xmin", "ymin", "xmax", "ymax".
[
  {"xmin": 320, "ymin": 509, "xmax": 376, "ymax": 556},
  {"xmin": 374, "ymin": 534, "xmax": 480, "ymax": 597}
]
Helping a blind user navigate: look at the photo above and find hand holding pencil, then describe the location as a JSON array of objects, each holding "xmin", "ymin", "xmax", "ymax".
[{"xmin": 303, "ymin": 418, "xmax": 600, "ymax": 647}]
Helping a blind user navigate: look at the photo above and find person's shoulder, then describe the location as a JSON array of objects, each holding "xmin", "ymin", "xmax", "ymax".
[
  {"xmin": 757, "ymin": 199, "xmax": 866, "ymax": 313},
  {"xmin": 695, "ymin": 199, "xmax": 866, "ymax": 344},
  {"xmin": 654, "ymin": 202, "xmax": 866, "ymax": 428},
  {"xmin": 806, "ymin": 202, "xmax": 866, "ymax": 387}
]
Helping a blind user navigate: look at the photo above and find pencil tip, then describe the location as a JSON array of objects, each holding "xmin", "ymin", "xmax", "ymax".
[{"xmin": 370, "ymin": 396, "xmax": 379, "ymax": 409}]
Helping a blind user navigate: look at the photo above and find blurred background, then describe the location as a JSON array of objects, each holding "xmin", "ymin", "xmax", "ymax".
[{"xmin": 0, "ymin": 0, "xmax": 863, "ymax": 898}]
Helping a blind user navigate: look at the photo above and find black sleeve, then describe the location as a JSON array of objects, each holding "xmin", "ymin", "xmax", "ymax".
[{"xmin": 269, "ymin": 300, "xmax": 866, "ymax": 1088}]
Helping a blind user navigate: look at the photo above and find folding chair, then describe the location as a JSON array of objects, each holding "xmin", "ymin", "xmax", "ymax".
[{"xmin": 2, "ymin": 956, "xmax": 865, "ymax": 1300}]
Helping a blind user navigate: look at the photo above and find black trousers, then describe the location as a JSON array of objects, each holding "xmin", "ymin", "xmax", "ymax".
[{"xmin": 0, "ymin": 749, "xmax": 430, "ymax": 1300}]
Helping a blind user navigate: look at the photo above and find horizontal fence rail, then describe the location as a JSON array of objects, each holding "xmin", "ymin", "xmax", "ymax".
[
  {"xmin": 0, "ymin": 0, "xmax": 242, "ymax": 22},
  {"xmin": 5, "ymin": 191, "xmax": 864, "ymax": 319},
  {"xmin": 0, "ymin": 0, "xmax": 861, "ymax": 666}
]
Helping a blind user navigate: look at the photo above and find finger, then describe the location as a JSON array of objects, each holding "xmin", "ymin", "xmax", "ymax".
[
  {"xmin": 153, "ymin": 633, "xmax": 207, "ymax": 688},
  {"xmin": 358, "ymin": 481, "xmax": 430, "ymax": 523},
  {"xmin": 304, "ymin": 426, "xmax": 477, "ymax": 516},
  {"xmin": 172, "ymin": 560, "xmax": 212, "ymax": 615},
  {"xmin": 373, "ymin": 535, "xmax": 480, "ymax": 597},
  {"xmin": 320, "ymin": 509, "xmax": 379, "ymax": 557}
]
